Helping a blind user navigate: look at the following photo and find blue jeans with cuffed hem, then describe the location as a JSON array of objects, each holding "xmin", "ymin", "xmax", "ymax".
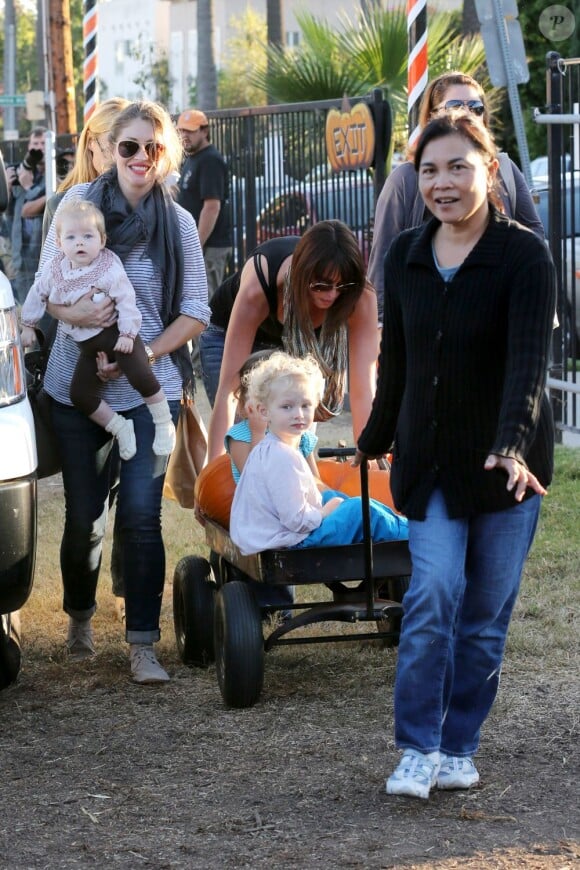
[
  {"xmin": 394, "ymin": 488, "xmax": 541, "ymax": 758},
  {"xmin": 52, "ymin": 399, "xmax": 179, "ymax": 644}
]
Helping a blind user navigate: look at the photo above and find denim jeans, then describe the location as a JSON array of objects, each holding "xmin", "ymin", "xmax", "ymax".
[
  {"xmin": 51, "ymin": 399, "xmax": 180, "ymax": 643},
  {"xmin": 199, "ymin": 323, "xmax": 278, "ymax": 407},
  {"xmin": 394, "ymin": 488, "xmax": 541, "ymax": 757},
  {"xmin": 295, "ymin": 490, "xmax": 408, "ymax": 547},
  {"xmin": 203, "ymin": 247, "xmax": 230, "ymax": 299}
]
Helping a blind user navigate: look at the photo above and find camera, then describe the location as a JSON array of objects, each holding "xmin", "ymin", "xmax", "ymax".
[{"xmin": 21, "ymin": 148, "xmax": 44, "ymax": 173}]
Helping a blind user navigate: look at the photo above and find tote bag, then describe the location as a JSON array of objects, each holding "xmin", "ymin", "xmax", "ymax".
[{"xmin": 163, "ymin": 385, "xmax": 208, "ymax": 508}]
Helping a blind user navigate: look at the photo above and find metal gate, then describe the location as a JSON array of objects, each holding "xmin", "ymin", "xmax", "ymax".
[
  {"xmin": 205, "ymin": 90, "xmax": 392, "ymax": 269},
  {"xmin": 534, "ymin": 52, "xmax": 580, "ymax": 445},
  {"xmin": 1, "ymin": 92, "xmax": 391, "ymax": 275}
]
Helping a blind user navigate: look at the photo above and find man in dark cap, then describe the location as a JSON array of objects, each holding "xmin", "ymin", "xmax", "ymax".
[{"xmin": 176, "ymin": 109, "xmax": 231, "ymax": 298}]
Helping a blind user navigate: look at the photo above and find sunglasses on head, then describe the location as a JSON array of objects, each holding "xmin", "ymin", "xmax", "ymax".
[
  {"xmin": 439, "ymin": 99, "xmax": 485, "ymax": 117},
  {"xmin": 117, "ymin": 140, "xmax": 165, "ymax": 160},
  {"xmin": 309, "ymin": 281, "xmax": 358, "ymax": 294}
]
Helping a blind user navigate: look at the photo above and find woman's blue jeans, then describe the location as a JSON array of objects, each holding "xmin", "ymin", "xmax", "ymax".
[
  {"xmin": 199, "ymin": 323, "xmax": 277, "ymax": 407},
  {"xmin": 51, "ymin": 399, "xmax": 179, "ymax": 643},
  {"xmin": 395, "ymin": 488, "xmax": 541, "ymax": 757}
]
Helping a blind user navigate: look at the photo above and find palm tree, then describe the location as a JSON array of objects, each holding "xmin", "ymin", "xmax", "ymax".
[
  {"xmin": 197, "ymin": 0, "xmax": 218, "ymax": 109},
  {"xmin": 253, "ymin": 5, "xmax": 490, "ymax": 144}
]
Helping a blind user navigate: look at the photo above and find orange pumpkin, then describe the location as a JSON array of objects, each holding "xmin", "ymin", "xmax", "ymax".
[
  {"xmin": 195, "ymin": 455, "xmax": 399, "ymax": 532},
  {"xmin": 194, "ymin": 454, "xmax": 236, "ymax": 529},
  {"xmin": 316, "ymin": 459, "xmax": 398, "ymax": 513},
  {"xmin": 325, "ymin": 99, "xmax": 375, "ymax": 173}
]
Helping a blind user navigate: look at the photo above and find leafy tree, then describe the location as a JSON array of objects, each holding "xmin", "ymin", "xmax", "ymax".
[
  {"xmin": 131, "ymin": 40, "xmax": 173, "ymax": 106},
  {"xmin": 497, "ymin": 0, "xmax": 577, "ymax": 160},
  {"xmin": 218, "ymin": 9, "xmax": 267, "ymax": 109},
  {"xmin": 68, "ymin": 0, "xmax": 85, "ymax": 131}
]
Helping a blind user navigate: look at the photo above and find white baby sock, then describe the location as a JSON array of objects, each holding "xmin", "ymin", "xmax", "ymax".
[
  {"xmin": 105, "ymin": 413, "xmax": 136, "ymax": 460},
  {"xmin": 148, "ymin": 399, "xmax": 176, "ymax": 456}
]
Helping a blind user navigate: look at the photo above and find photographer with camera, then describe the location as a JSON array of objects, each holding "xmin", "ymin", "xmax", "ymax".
[{"xmin": 5, "ymin": 127, "xmax": 47, "ymax": 305}]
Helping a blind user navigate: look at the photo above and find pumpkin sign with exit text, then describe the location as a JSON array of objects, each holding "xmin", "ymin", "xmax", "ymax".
[{"xmin": 325, "ymin": 99, "xmax": 375, "ymax": 173}]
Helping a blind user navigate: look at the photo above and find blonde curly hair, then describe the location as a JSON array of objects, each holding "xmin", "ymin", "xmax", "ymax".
[{"xmin": 245, "ymin": 352, "xmax": 325, "ymax": 409}]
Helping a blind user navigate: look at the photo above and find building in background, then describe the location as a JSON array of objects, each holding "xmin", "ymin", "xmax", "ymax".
[{"xmin": 98, "ymin": 0, "xmax": 460, "ymax": 111}]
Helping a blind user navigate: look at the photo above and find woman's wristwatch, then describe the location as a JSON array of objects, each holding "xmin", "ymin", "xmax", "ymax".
[{"xmin": 144, "ymin": 344, "xmax": 156, "ymax": 365}]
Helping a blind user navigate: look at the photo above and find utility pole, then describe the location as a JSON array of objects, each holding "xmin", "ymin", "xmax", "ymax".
[
  {"xmin": 2, "ymin": 0, "xmax": 18, "ymax": 139},
  {"xmin": 47, "ymin": 0, "xmax": 77, "ymax": 134}
]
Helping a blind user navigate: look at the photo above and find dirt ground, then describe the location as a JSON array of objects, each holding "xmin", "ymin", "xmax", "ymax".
[{"xmin": 1, "ymin": 393, "xmax": 578, "ymax": 869}]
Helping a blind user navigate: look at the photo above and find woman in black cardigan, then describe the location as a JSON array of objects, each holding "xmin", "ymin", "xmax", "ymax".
[{"xmin": 356, "ymin": 114, "xmax": 555, "ymax": 800}]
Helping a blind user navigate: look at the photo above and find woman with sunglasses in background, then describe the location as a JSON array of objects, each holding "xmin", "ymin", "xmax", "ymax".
[
  {"xmin": 37, "ymin": 101, "xmax": 211, "ymax": 684},
  {"xmin": 368, "ymin": 71, "xmax": 545, "ymax": 320},
  {"xmin": 201, "ymin": 220, "xmax": 379, "ymax": 464},
  {"xmin": 42, "ymin": 98, "xmax": 131, "ymax": 243}
]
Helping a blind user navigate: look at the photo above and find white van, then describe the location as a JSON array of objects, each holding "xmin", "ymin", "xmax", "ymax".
[{"xmin": 0, "ymin": 268, "xmax": 37, "ymax": 688}]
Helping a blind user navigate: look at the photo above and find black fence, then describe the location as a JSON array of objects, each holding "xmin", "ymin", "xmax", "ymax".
[
  {"xmin": 1, "ymin": 91, "xmax": 392, "ymax": 273},
  {"xmin": 535, "ymin": 52, "xmax": 580, "ymax": 441},
  {"xmin": 206, "ymin": 90, "xmax": 392, "ymax": 268}
]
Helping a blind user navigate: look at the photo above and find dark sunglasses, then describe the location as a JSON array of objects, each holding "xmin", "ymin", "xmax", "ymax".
[
  {"xmin": 309, "ymin": 281, "xmax": 358, "ymax": 294},
  {"xmin": 117, "ymin": 140, "xmax": 165, "ymax": 160},
  {"xmin": 439, "ymin": 99, "xmax": 485, "ymax": 117}
]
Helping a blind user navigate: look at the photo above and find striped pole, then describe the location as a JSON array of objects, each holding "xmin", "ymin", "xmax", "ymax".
[
  {"xmin": 407, "ymin": 0, "xmax": 428, "ymax": 148},
  {"xmin": 83, "ymin": 0, "xmax": 98, "ymax": 123}
]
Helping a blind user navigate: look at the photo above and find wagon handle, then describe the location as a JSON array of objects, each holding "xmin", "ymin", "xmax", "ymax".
[
  {"xmin": 317, "ymin": 447, "xmax": 374, "ymax": 615},
  {"xmin": 317, "ymin": 446, "xmax": 356, "ymax": 459},
  {"xmin": 317, "ymin": 446, "xmax": 390, "ymax": 472}
]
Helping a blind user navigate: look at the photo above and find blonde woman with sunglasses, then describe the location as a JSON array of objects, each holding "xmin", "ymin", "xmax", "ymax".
[
  {"xmin": 36, "ymin": 101, "xmax": 211, "ymax": 684},
  {"xmin": 368, "ymin": 71, "xmax": 545, "ymax": 320}
]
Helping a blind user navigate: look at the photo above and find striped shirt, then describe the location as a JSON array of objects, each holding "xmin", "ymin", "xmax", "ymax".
[{"xmin": 42, "ymin": 182, "xmax": 211, "ymax": 409}]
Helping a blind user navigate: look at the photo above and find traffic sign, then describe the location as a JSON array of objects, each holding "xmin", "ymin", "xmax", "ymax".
[
  {"xmin": 0, "ymin": 94, "xmax": 26, "ymax": 107},
  {"xmin": 475, "ymin": 0, "xmax": 529, "ymax": 86}
]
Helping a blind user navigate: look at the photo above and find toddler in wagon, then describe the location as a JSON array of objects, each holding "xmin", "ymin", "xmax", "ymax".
[{"xmin": 230, "ymin": 351, "xmax": 408, "ymax": 555}]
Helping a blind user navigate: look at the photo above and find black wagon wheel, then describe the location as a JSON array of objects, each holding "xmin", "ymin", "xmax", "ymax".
[
  {"xmin": 173, "ymin": 556, "xmax": 216, "ymax": 667},
  {"xmin": 376, "ymin": 576, "xmax": 410, "ymax": 648},
  {"xmin": 0, "ymin": 613, "xmax": 22, "ymax": 690},
  {"xmin": 214, "ymin": 581, "xmax": 264, "ymax": 709}
]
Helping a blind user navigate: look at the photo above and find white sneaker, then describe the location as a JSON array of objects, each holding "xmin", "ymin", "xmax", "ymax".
[
  {"xmin": 437, "ymin": 754, "xmax": 480, "ymax": 790},
  {"xmin": 130, "ymin": 643, "xmax": 169, "ymax": 684},
  {"xmin": 386, "ymin": 749, "xmax": 440, "ymax": 799},
  {"xmin": 67, "ymin": 617, "xmax": 95, "ymax": 661}
]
